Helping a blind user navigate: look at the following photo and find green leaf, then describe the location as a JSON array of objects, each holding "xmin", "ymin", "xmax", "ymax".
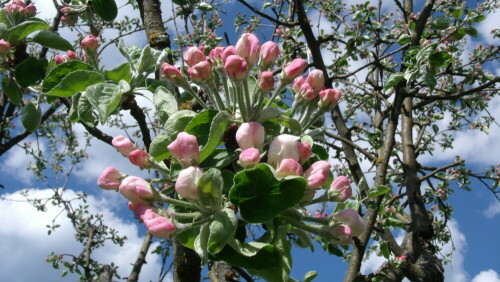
[
  {"xmin": 429, "ymin": 51, "xmax": 452, "ymax": 67},
  {"xmin": 257, "ymin": 107, "xmax": 281, "ymax": 123},
  {"xmin": 176, "ymin": 226, "xmax": 200, "ymax": 249},
  {"xmin": 464, "ymin": 27, "xmax": 478, "ymax": 37},
  {"xmin": 424, "ymin": 73, "xmax": 437, "ymax": 92},
  {"xmin": 45, "ymin": 70, "xmax": 105, "ymax": 97},
  {"xmin": 431, "ymin": 16, "xmax": 450, "ymax": 30},
  {"xmin": 304, "ymin": 271, "xmax": 318, "ymax": 282},
  {"xmin": 454, "ymin": 27, "xmax": 467, "ymax": 40},
  {"xmin": 150, "ymin": 133, "xmax": 172, "ymax": 162},
  {"xmin": 380, "ymin": 241, "xmax": 390, "ymax": 259},
  {"xmin": 229, "ymin": 164, "xmax": 306, "ymax": 223},
  {"xmin": 185, "ymin": 109, "xmax": 218, "ymax": 145},
  {"xmin": 269, "ymin": 115, "xmax": 301, "ymax": 135},
  {"xmin": 208, "ymin": 208, "xmax": 238, "ymax": 254},
  {"xmin": 164, "ymin": 110, "xmax": 197, "ymax": 138},
  {"xmin": 200, "ymin": 149, "xmax": 237, "ymax": 169},
  {"xmin": 86, "ymin": 80, "xmax": 130, "ymax": 124},
  {"xmin": 1, "ymin": 76, "xmax": 23, "ymax": 104},
  {"xmin": 15, "ymin": 56, "xmax": 48, "ymax": 87},
  {"xmin": 396, "ymin": 34, "xmax": 410, "ymax": 44},
  {"xmin": 197, "ymin": 168, "xmax": 224, "ymax": 211},
  {"xmin": 383, "ymin": 72, "xmax": 404, "ymax": 91},
  {"xmin": 154, "ymin": 86, "xmax": 178, "ymax": 123},
  {"xmin": 77, "ymin": 93, "xmax": 97, "ymax": 126},
  {"xmin": 8, "ymin": 20, "xmax": 49, "ymax": 42},
  {"xmin": 92, "ymin": 0, "xmax": 118, "ymax": 21},
  {"xmin": 22, "ymin": 101, "xmax": 41, "ymax": 132},
  {"xmin": 105, "ymin": 62, "xmax": 131, "ymax": 83},
  {"xmin": 42, "ymin": 60, "xmax": 94, "ymax": 93},
  {"xmin": 118, "ymin": 40, "xmax": 142, "ymax": 71},
  {"xmin": 416, "ymin": 43, "xmax": 438, "ymax": 65},
  {"xmin": 194, "ymin": 224, "xmax": 210, "ymax": 264},
  {"xmin": 450, "ymin": 7, "xmax": 463, "ymax": 19},
  {"xmin": 137, "ymin": 45, "xmax": 163, "ymax": 74},
  {"xmin": 221, "ymin": 170, "xmax": 235, "ymax": 193},
  {"xmin": 367, "ymin": 185, "xmax": 391, "ymax": 197},
  {"xmin": 214, "ymin": 240, "xmax": 281, "ymax": 270},
  {"xmin": 69, "ymin": 93, "xmax": 81, "ymax": 122},
  {"xmin": 0, "ymin": 11, "xmax": 9, "ymax": 27},
  {"xmin": 199, "ymin": 111, "xmax": 230, "ymax": 163},
  {"xmin": 30, "ymin": 30, "xmax": 74, "ymax": 51}
]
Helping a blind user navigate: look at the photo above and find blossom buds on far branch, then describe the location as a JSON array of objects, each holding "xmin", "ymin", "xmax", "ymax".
[
  {"xmin": 97, "ymin": 166, "xmax": 125, "ymax": 190},
  {"xmin": 235, "ymin": 122, "xmax": 265, "ymax": 150},
  {"xmin": 119, "ymin": 176, "xmax": 153, "ymax": 205},
  {"xmin": 112, "ymin": 135, "xmax": 136, "ymax": 157},
  {"xmin": 167, "ymin": 132, "xmax": 200, "ymax": 168}
]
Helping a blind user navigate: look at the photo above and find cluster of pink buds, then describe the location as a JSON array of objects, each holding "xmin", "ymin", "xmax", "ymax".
[
  {"xmin": 0, "ymin": 39, "xmax": 12, "ymax": 56},
  {"xmin": 4, "ymin": 0, "xmax": 36, "ymax": 24},
  {"xmin": 60, "ymin": 6, "xmax": 78, "ymax": 26},
  {"xmin": 80, "ymin": 35, "xmax": 99, "ymax": 65},
  {"xmin": 236, "ymin": 122, "xmax": 265, "ymax": 167},
  {"xmin": 111, "ymin": 135, "xmax": 153, "ymax": 169},
  {"xmin": 54, "ymin": 50, "xmax": 78, "ymax": 65}
]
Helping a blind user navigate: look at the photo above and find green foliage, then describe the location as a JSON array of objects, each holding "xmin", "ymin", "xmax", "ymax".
[
  {"xmin": 92, "ymin": 0, "xmax": 118, "ymax": 21},
  {"xmin": 21, "ymin": 101, "xmax": 41, "ymax": 132},
  {"xmin": 15, "ymin": 56, "xmax": 48, "ymax": 87},
  {"xmin": 30, "ymin": 30, "xmax": 73, "ymax": 51}
]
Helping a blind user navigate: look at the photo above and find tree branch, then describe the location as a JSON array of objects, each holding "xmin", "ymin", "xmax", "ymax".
[{"xmin": 237, "ymin": 0, "xmax": 298, "ymax": 27}]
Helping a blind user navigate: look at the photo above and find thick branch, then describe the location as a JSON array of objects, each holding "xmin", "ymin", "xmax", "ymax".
[{"xmin": 127, "ymin": 233, "xmax": 153, "ymax": 282}]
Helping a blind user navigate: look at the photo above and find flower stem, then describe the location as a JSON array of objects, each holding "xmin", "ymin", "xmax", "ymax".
[
  {"xmin": 157, "ymin": 194, "xmax": 198, "ymax": 210},
  {"xmin": 185, "ymin": 87, "xmax": 210, "ymax": 110}
]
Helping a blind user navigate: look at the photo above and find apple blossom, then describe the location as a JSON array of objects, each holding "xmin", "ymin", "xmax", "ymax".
[
  {"xmin": 184, "ymin": 46, "xmax": 206, "ymax": 67},
  {"xmin": 334, "ymin": 209, "xmax": 366, "ymax": 237},
  {"xmin": 97, "ymin": 166, "xmax": 124, "ymax": 190},
  {"xmin": 283, "ymin": 58, "xmax": 307, "ymax": 82},
  {"xmin": 187, "ymin": 61, "xmax": 213, "ymax": 82},
  {"xmin": 258, "ymin": 71, "xmax": 275, "ymax": 92},
  {"xmin": 235, "ymin": 33, "xmax": 260, "ymax": 65},
  {"xmin": 167, "ymin": 132, "xmax": 200, "ymax": 168},
  {"xmin": 328, "ymin": 176, "xmax": 352, "ymax": 202},
  {"xmin": 276, "ymin": 158, "xmax": 303, "ymax": 178},
  {"xmin": 304, "ymin": 161, "xmax": 331, "ymax": 189},
  {"xmin": 306, "ymin": 69, "xmax": 325, "ymax": 92},
  {"xmin": 224, "ymin": 55, "xmax": 248, "ymax": 82},
  {"xmin": 238, "ymin": 148, "xmax": 261, "ymax": 168},
  {"xmin": 112, "ymin": 135, "xmax": 136, "ymax": 156},
  {"xmin": 175, "ymin": 166, "xmax": 204, "ymax": 201},
  {"xmin": 267, "ymin": 134, "xmax": 300, "ymax": 167},
  {"xmin": 235, "ymin": 122, "xmax": 265, "ymax": 150},
  {"xmin": 128, "ymin": 149, "xmax": 152, "ymax": 169},
  {"xmin": 119, "ymin": 176, "xmax": 153, "ymax": 204},
  {"xmin": 259, "ymin": 41, "xmax": 280, "ymax": 69},
  {"xmin": 0, "ymin": 40, "xmax": 11, "ymax": 55}
]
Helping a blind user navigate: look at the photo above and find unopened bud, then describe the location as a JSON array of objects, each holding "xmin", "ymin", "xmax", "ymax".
[
  {"xmin": 112, "ymin": 135, "xmax": 136, "ymax": 157},
  {"xmin": 119, "ymin": 176, "xmax": 153, "ymax": 204}
]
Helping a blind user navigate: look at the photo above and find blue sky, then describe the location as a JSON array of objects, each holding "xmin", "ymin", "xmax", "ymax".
[{"xmin": 0, "ymin": 0, "xmax": 499, "ymax": 281}]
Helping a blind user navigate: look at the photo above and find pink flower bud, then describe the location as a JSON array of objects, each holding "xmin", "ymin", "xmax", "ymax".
[
  {"xmin": 293, "ymin": 76, "xmax": 305, "ymax": 92},
  {"xmin": 119, "ymin": 176, "xmax": 153, "ymax": 204},
  {"xmin": 11, "ymin": 0, "xmax": 25, "ymax": 7},
  {"xmin": 167, "ymin": 132, "xmax": 200, "ymax": 168},
  {"xmin": 81, "ymin": 35, "xmax": 98, "ymax": 54},
  {"xmin": 112, "ymin": 135, "xmax": 136, "ymax": 157},
  {"xmin": 22, "ymin": 4, "xmax": 36, "ymax": 17},
  {"xmin": 319, "ymin": 88, "xmax": 342, "ymax": 109},
  {"xmin": 54, "ymin": 55, "xmax": 65, "ymax": 65},
  {"xmin": 128, "ymin": 149, "xmax": 152, "ymax": 169},
  {"xmin": 161, "ymin": 63, "xmax": 188, "ymax": 86},
  {"xmin": 235, "ymin": 122, "xmax": 265, "ymax": 150},
  {"xmin": 66, "ymin": 50, "xmax": 78, "ymax": 60},
  {"xmin": 209, "ymin": 46, "xmax": 225, "ymax": 62},
  {"xmin": 334, "ymin": 209, "xmax": 366, "ymax": 237},
  {"xmin": 221, "ymin": 46, "xmax": 236, "ymax": 63},
  {"xmin": 299, "ymin": 83, "xmax": 316, "ymax": 100},
  {"xmin": 298, "ymin": 142, "xmax": 312, "ymax": 163},
  {"xmin": 259, "ymin": 41, "xmax": 280, "ymax": 69},
  {"xmin": 142, "ymin": 210, "xmax": 176, "ymax": 238},
  {"xmin": 97, "ymin": 166, "xmax": 124, "ymax": 190},
  {"xmin": 184, "ymin": 46, "xmax": 206, "ymax": 67},
  {"xmin": 175, "ymin": 166, "xmax": 204, "ymax": 200},
  {"xmin": 306, "ymin": 69, "xmax": 325, "ymax": 92},
  {"xmin": 276, "ymin": 158, "xmax": 303, "ymax": 178},
  {"xmin": 328, "ymin": 176, "xmax": 352, "ymax": 202},
  {"xmin": 238, "ymin": 148, "xmax": 261, "ymax": 168},
  {"xmin": 187, "ymin": 60, "xmax": 213, "ymax": 82},
  {"xmin": 144, "ymin": 213, "xmax": 176, "ymax": 238},
  {"xmin": 258, "ymin": 71, "xmax": 275, "ymax": 92},
  {"xmin": 304, "ymin": 161, "xmax": 331, "ymax": 189},
  {"xmin": 128, "ymin": 202, "xmax": 151, "ymax": 219},
  {"xmin": 0, "ymin": 39, "xmax": 11, "ymax": 55},
  {"xmin": 329, "ymin": 225, "xmax": 352, "ymax": 245},
  {"xmin": 60, "ymin": 6, "xmax": 71, "ymax": 14},
  {"xmin": 224, "ymin": 55, "xmax": 248, "ymax": 81},
  {"xmin": 267, "ymin": 134, "xmax": 300, "ymax": 167},
  {"xmin": 235, "ymin": 33, "xmax": 260, "ymax": 65},
  {"xmin": 283, "ymin": 58, "xmax": 307, "ymax": 81}
]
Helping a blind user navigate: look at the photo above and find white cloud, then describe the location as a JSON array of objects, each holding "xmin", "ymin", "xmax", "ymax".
[
  {"xmin": 0, "ymin": 138, "xmax": 47, "ymax": 185},
  {"xmin": 483, "ymin": 200, "xmax": 500, "ymax": 218},
  {"xmin": 477, "ymin": 8, "xmax": 500, "ymax": 45},
  {"xmin": 472, "ymin": 269, "xmax": 500, "ymax": 282},
  {"xmin": 0, "ymin": 189, "xmax": 164, "ymax": 281}
]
